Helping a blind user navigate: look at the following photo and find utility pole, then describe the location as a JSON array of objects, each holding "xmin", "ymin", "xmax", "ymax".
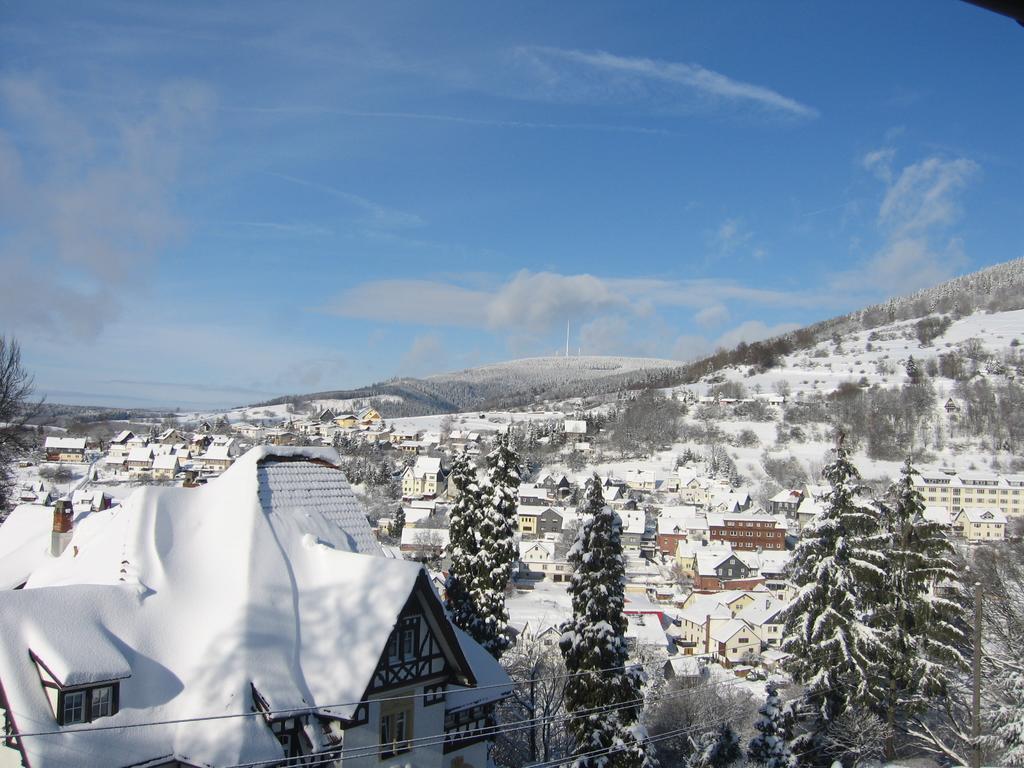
[{"xmin": 972, "ymin": 580, "xmax": 983, "ymax": 768}]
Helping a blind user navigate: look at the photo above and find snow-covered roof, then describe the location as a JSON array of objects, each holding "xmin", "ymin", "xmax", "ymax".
[
  {"xmin": 0, "ymin": 447, "xmax": 477, "ymax": 768},
  {"xmin": 44, "ymin": 437, "xmax": 86, "ymax": 451},
  {"xmin": 409, "ymin": 455, "xmax": 442, "ymax": 478},
  {"xmin": 956, "ymin": 507, "xmax": 1007, "ymax": 524},
  {"xmin": 201, "ymin": 444, "xmax": 233, "ymax": 461},
  {"xmin": 110, "ymin": 430, "xmax": 134, "ymax": 445},
  {"xmin": 923, "ymin": 506, "xmax": 953, "ymax": 526},
  {"xmin": 126, "ymin": 446, "xmax": 153, "ymax": 463},
  {"xmin": 152, "ymin": 454, "xmax": 179, "ymax": 471},
  {"xmin": 709, "ymin": 618, "xmax": 753, "ymax": 643}
]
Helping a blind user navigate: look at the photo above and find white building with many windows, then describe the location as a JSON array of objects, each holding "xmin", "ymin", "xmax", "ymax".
[{"xmin": 914, "ymin": 468, "xmax": 1024, "ymax": 517}]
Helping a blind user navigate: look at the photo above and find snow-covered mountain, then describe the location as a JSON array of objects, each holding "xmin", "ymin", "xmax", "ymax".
[{"xmin": 253, "ymin": 355, "xmax": 682, "ymax": 417}]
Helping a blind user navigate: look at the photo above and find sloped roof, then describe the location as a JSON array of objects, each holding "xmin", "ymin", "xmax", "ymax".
[{"xmin": 44, "ymin": 437, "xmax": 85, "ymax": 451}]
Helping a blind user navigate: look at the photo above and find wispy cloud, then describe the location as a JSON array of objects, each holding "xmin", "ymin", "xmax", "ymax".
[
  {"xmin": 832, "ymin": 148, "xmax": 979, "ymax": 295},
  {"xmin": 0, "ymin": 74, "xmax": 216, "ymax": 339},
  {"xmin": 267, "ymin": 171, "xmax": 424, "ymax": 232},
  {"xmin": 226, "ymin": 104, "xmax": 673, "ymax": 136},
  {"xmin": 318, "ymin": 270, "xmax": 826, "ymax": 335},
  {"xmin": 512, "ymin": 46, "xmax": 819, "ymax": 119}
]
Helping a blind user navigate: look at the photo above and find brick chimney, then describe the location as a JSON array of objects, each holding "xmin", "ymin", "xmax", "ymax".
[{"xmin": 51, "ymin": 498, "xmax": 73, "ymax": 557}]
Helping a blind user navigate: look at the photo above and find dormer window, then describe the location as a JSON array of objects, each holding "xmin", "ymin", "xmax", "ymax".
[{"xmin": 57, "ymin": 684, "xmax": 119, "ymax": 725}]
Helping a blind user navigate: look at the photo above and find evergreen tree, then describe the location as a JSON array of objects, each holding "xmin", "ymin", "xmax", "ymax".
[
  {"xmin": 687, "ymin": 724, "xmax": 741, "ymax": 768},
  {"xmin": 473, "ymin": 433, "xmax": 521, "ymax": 659},
  {"xmin": 444, "ymin": 451, "xmax": 483, "ymax": 634},
  {"xmin": 871, "ymin": 459, "xmax": 969, "ymax": 757},
  {"xmin": 559, "ymin": 476, "xmax": 654, "ymax": 768},
  {"xmin": 391, "ymin": 505, "xmax": 405, "ymax": 541},
  {"xmin": 781, "ymin": 444, "xmax": 887, "ymax": 742},
  {"xmin": 747, "ymin": 682, "xmax": 797, "ymax": 768},
  {"xmin": 994, "ymin": 671, "xmax": 1024, "ymax": 765}
]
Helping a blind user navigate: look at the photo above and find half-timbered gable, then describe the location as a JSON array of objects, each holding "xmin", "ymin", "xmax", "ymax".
[{"xmin": 367, "ymin": 572, "xmax": 475, "ymax": 695}]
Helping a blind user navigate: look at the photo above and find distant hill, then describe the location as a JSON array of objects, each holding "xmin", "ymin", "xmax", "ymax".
[{"xmin": 251, "ymin": 356, "xmax": 682, "ymax": 417}]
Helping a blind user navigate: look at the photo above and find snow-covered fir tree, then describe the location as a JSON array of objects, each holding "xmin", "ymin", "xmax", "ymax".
[
  {"xmin": 444, "ymin": 451, "xmax": 482, "ymax": 634},
  {"xmin": 747, "ymin": 682, "xmax": 796, "ymax": 768},
  {"xmin": 994, "ymin": 671, "xmax": 1024, "ymax": 765},
  {"xmin": 780, "ymin": 443, "xmax": 887, "ymax": 747},
  {"xmin": 473, "ymin": 433, "xmax": 521, "ymax": 659},
  {"xmin": 391, "ymin": 505, "xmax": 405, "ymax": 541},
  {"xmin": 687, "ymin": 724, "xmax": 741, "ymax": 768},
  {"xmin": 871, "ymin": 459, "xmax": 968, "ymax": 756},
  {"xmin": 559, "ymin": 476, "xmax": 655, "ymax": 768}
]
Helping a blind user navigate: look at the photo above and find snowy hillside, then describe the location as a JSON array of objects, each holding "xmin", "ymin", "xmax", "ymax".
[{"xmin": 683, "ymin": 307, "xmax": 1024, "ymax": 402}]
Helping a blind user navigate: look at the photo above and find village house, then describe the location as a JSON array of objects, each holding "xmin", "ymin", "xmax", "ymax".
[
  {"xmin": 766, "ymin": 489, "xmax": 804, "ymax": 517},
  {"xmin": 152, "ymin": 453, "xmax": 181, "ymax": 481},
  {"xmin": 107, "ymin": 431, "xmax": 136, "ymax": 459},
  {"xmin": 953, "ymin": 507, "xmax": 1007, "ymax": 542},
  {"xmin": 655, "ymin": 505, "xmax": 704, "ymax": 556},
  {"xmin": 401, "ymin": 456, "xmax": 446, "ymax": 498},
  {"xmin": 707, "ymin": 513, "xmax": 785, "ymax": 551},
  {"xmin": 0, "ymin": 447, "xmax": 511, "ymax": 768},
  {"xmin": 357, "ymin": 406, "xmax": 382, "ymax": 427},
  {"xmin": 517, "ymin": 540, "xmax": 570, "ymax": 583},
  {"xmin": 333, "ymin": 412, "xmax": 358, "ymax": 429},
  {"xmin": 517, "ymin": 506, "xmax": 566, "ymax": 539},
  {"xmin": 43, "ymin": 437, "xmax": 86, "ymax": 463},
  {"xmin": 694, "ymin": 551, "xmax": 765, "ymax": 591},
  {"xmin": 126, "ymin": 445, "xmax": 155, "ymax": 475},
  {"xmin": 199, "ymin": 443, "xmax": 236, "ymax": 474}
]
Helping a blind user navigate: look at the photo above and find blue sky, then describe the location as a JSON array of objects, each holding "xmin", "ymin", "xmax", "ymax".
[{"xmin": 2, "ymin": 1, "xmax": 1022, "ymax": 409}]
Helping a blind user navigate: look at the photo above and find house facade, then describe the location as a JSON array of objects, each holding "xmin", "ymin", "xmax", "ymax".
[
  {"xmin": 402, "ymin": 457, "xmax": 446, "ymax": 498},
  {"xmin": 44, "ymin": 437, "xmax": 86, "ymax": 463},
  {"xmin": 707, "ymin": 514, "xmax": 785, "ymax": 551},
  {"xmin": 953, "ymin": 507, "xmax": 1007, "ymax": 542}
]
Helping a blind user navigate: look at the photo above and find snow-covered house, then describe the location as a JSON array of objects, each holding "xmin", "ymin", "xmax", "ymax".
[
  {"xmin": 953, "ymin": 507, "xmax": 1007, "ymax": 542},
  {"xmin": 125, "ymin": 445, "xmax": 154, "ymax": 474},
  {"xmin": 43, "ymin": 437, "xmax": 86, "ymax": 463},
  {"xmin": 517, "ymin": 506, "xmax": 565, "ymax": 539},
  {"xmin": 766, "ymin": 489, "xmax": 804, "ymax": 517},
  {"xmin": 517, "ymin": 540, "xmax": 569, "ymax": 583},
  {"xmin": 199, "ymin": 443, "xmax": 236, "ymax": 474},
  {"xmin": 152, "ymin": 453, "xmax": 180, "ymax": 481},
  {"xmin": 401, "ymin": 456, "xmax": 446, "ymax": 498},
  {"xmin": 0, "ymin": 447, "xmax": 511, "ymax": 768}
]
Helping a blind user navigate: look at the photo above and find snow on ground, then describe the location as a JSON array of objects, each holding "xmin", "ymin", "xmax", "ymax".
[
  {"xmin": 388, "ymin": 409, "xmax": 566, "ymax": 434},
  {"xmin": 678, "ymin": 308, "xmax": 1024, "ymax": 403}
]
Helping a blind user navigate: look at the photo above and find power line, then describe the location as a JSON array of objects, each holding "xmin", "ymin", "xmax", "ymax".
[
  {"xmin": 219, "ymin": 674, "xmax": 819, "ymax": 768},
  {"xmin": 14, "ymin": 655, "xmax": 682, "ymax": 739}
]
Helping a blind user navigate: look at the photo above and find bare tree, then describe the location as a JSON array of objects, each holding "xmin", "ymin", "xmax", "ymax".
[
  {"xmin": 0, "ymin": 337, "xmax": 39, "ymax": 517},
  {"xmin": 494, "ymin": 637, "xmax": 573, "ymax": 766},
  {"xmin": 823, "ymin": 708, "xmax": 892, "ymax": 766}
]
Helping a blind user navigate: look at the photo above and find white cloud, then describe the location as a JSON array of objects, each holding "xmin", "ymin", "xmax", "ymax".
[
  {"xmin": 695, "ymin": 304, "xmax": 730, "ymax": 329},
  {"xmin": 879, "ymin": 156, "xmax": 978, "ymax": 236},
  {"xmin": 513, "ymin": 47, "xmax": 819, "ymax": 119},
  {"xmin": 834, "ymin": 151, "xmax": 979, "ymax": 296},
  {"xmin": 0, "ymin": 75, "xmax": 216, "ymax": 338},
  {"xmin": 320, "ymin": 272, "xmax": 824, "ymax": 333}
]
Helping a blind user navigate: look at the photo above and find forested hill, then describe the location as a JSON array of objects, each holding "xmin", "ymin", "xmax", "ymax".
[{"xmin": 251, "ymin": 356, "xmax": 681, "ymax": 417}]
